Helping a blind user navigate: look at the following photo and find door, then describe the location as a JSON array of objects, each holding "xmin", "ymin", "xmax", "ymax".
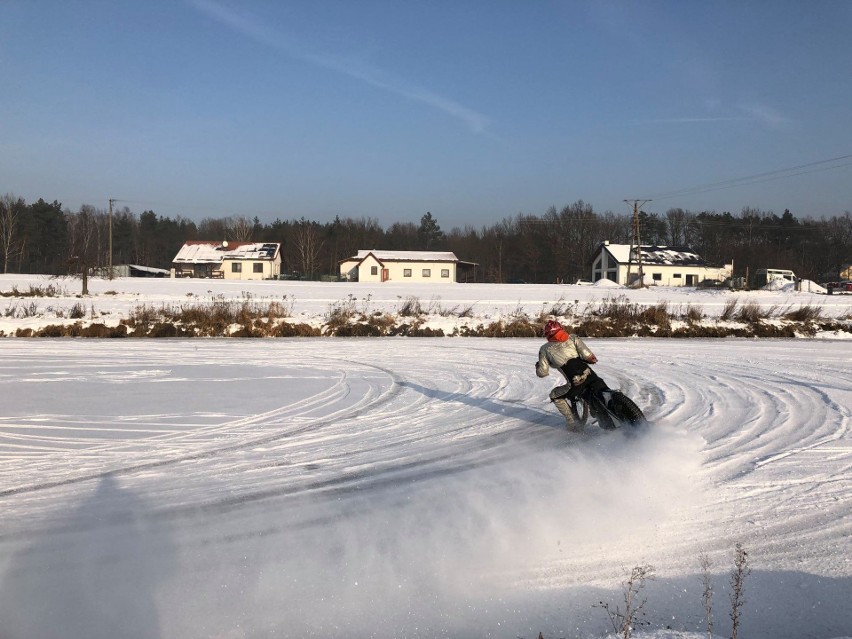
[{"xmin": 381, "ymin": 268, "xmax": 389, "ymax": 282}]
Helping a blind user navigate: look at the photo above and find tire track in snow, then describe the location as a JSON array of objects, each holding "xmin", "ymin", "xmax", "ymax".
[{"xmin": 1, "ymin": 339, "xmax": 850, "ymax": 583}]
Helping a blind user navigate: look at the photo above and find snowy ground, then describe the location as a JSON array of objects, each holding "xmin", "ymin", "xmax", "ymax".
[
  {"xmin": 1, "ymin": 333, "xmax": 851, "ymax": 638},
  {"xmin": 1, "ymin": 275, "xmax": 851, "ymax": 637}
]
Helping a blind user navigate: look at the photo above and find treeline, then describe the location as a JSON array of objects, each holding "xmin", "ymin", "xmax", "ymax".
[{"xmin": 0, "ymin": 194, "xmax": 850, "ymax": 283}]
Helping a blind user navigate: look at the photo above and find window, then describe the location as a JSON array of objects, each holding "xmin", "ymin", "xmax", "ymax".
[
  {"xmin": 652, "ymin": 273, "xmax": 662, "ymax": 281},
  {"xmin": 253, "ymin": 263, "xmax": 263, "ymax": 273},
  {"xmin": 404, "ymin": 269, "xmax": 412, "ymax": 277},
  {"xmin": 673, "ymin": 273, "xmax": 682, "ymax": 279},
  {"xmin": 371, "ymin": 266, "xmax": 378, "ymax": 275},
  {"xmin": 441, "ymin": 269, "xmax": 450, "ymax": 278},
  {"xmin": 231, "ymin": 262, "xmax": 242, "ymax": 273},
  {"xmin": 422, "ymin": 268, "xmax": 431, "ymax": 277}
]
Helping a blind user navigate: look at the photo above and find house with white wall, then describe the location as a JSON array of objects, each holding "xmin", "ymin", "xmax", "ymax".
[
  {"xmin": 339, "ymin": 250, "xmax": 475, "ymax": 283},
  {"xmin": 591, "ymin": 242, "xmax": 731, "ymax": 286},
  {"xmin": 171, "ymin": 241, "xmax": 281, "ymax": 280}
]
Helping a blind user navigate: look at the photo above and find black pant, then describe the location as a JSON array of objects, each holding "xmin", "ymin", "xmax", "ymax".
[{"xmin": 551, "ymin": 358, "xmax": 598, "ymax": 401}]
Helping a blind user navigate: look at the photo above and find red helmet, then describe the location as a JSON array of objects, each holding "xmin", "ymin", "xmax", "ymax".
[{"xmin": 543, "ymin": 319, "xmax": 563, "ymax": 339}]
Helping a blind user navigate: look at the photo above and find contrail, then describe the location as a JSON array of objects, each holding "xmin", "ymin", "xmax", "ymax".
[{"xmin": 188, "ymin": 0, "xmax": 491, "ymax": 134}]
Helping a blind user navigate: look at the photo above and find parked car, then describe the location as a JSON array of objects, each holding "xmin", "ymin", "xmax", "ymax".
[
  {"xmin": 835, "ymin": 281, "xmax": 852, "ymax": 291},
  {"xmin": 826, "ymin": 281, "xmax": 852, "ymax": 293}
]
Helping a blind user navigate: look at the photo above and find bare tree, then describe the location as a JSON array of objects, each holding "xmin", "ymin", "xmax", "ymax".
[
  {"xmin": 293, "ymin": 220, "xmax": 323, "ymax": 276},
  {"xmin": 65, "ymin": 206, "xmax": 98, "ymax": 294},
  {"xmin": 197, "ymin": 217, "xmax": 229, "ymax": 241},
  {"xmin": 227, "ymin": 215, "xmax": 254, "ymax": 242},
  {"xmin": 0, "ymin": 193, "xmax": 24, "ymax": 273},
  {"xmin": 665, "ymin": 208, "xmax": 689, "ymax": 246}
]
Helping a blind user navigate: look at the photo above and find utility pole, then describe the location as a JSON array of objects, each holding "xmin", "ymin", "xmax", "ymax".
[
  {"xmin": 108, "ymin": 198, "xmax": 116, "ymax": 280},
  {"xmin": 624, "ymin": 199, "xmax": 651, "ymax": 287}
]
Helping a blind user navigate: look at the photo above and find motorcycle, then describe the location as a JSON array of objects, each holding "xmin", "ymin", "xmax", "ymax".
[{"xmin": 568, "ymin": 369, "xmax": 647, "ymax": 430}]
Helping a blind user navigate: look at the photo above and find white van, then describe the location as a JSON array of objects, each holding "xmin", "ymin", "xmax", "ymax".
[{"xmin": 754, "ymin": 268, "xmax": 796, "ymax": 288}]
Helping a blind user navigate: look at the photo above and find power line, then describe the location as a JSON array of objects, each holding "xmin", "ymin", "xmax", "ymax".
[{"xmin": 641, "ymin": 153, "xmax": 852, "ymax": 202}]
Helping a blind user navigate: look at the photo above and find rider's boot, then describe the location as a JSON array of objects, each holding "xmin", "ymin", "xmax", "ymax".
[{"xmin": 553, "ymin": 397, "xmax": 583, "ymax": 433}]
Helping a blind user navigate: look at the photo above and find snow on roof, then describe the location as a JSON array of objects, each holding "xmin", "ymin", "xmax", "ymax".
[
  {"xmin": 601, "ymin": 243, "xmax": 707, "ymax": 266},
  {"xmin": 349, "ymin": 250, "xmax": 459, "ymax": 263},
  {"xmin": 126, "ymin": 264, "xmax": 170, "ymax": 274},
  {"xmin": 173, "ymin": 241, "xmax": 280, "ymax": 264}
]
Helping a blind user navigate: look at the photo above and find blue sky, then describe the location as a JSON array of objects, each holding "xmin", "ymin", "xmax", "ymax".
[{"xmin": 2, "ymin": 1, "xmax": 851, "ymax": 226}]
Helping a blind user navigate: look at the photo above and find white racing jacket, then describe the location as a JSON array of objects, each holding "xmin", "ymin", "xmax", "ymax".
[{"xmin": 536, "ymin": 334, "xmax": 596, "ymax": 381}]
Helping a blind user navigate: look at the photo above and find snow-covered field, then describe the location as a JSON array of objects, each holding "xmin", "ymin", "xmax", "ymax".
[
  {"xmin": 0, "ymin": 274, "xmax": 849, "ymax": 337},
  {"xmin": 0, "ymin": 276, "xmax": 851, "ymax": 638}
]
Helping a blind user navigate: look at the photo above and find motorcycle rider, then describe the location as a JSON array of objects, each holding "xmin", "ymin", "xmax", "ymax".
[{"xmin": 536, "ymin": 319, "xmax": 598, "ymax": 431}]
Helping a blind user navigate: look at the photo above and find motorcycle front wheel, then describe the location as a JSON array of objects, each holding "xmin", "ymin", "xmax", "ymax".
[
  {"xmin": 569, "ymin": 398, "xmax": 589, "ymax": 426},
  {"xmin": 608, "ymin": 392, "xmax": 646, "ymax": 427}
]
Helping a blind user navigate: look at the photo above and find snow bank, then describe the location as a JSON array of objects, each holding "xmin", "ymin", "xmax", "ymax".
[
  {"xmin": 762, "ymin": 278, "xmax": 828, "ymax": 294},
  {"xmin": 593, "ymin": 278, "xmax": 625, "ymax": 288}
]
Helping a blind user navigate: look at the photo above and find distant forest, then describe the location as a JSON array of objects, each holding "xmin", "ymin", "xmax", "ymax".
[{"xmin": 1, "ymin": 193, "xmax": 850, "ymax": 284}]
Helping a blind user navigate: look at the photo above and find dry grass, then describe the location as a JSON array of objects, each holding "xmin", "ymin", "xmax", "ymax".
[
  {"xmin": 639, "ymin": 302, "xmax": 671, "ymax": 327},
  {"xmin": 8, "ymin": 291, "xmax": 851, "ymax": 339},
  {"xmin": 4, "ymin": 301, "xmax": 40, "ymax": 318},
  {"xmin": 683, "ymin": 304, "xmax": 705, "ymax": 323},
  {"xmin": 719, "ymin": 299, "xmax": 738, "ymax": 321},
  {"xmin": 398, "ymin": 295, "xmax": 424, "ymax": 317},
  {"xmin": 784, "ymin": 304, "xmax": 824, "ymax": 322},
  {"xmin": 594, "ymin": 295, "xmax": 642, "ymax": 323},
  {"xmin": 736, "ymin": 301, "xmax": 774, "ymax": 323},
  {"xmin": 541, "ymin": 297, "xmax": 579, "ymax": 318},
  {"xmin": 325, "ymin": 295, "xmax": 359, "ymax": 331},
  {"xmin": 0, "ymin": 284, "xmax": 66, "ymax": 298}
]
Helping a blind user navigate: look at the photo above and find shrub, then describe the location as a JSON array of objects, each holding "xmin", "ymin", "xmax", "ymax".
[
  {"xmin": 730, "ymin": 543, "xmax": 751, "ymax": 639},
  {"xmin": 542, "ymin": 297, "xmax": 576, "ymax": 318},
  {"xmin": 596, "ymin": 564, "xmax": 655, "ymax": 639},
  {"xmin": 147, "ymin": 322, "xmax": 184, "ymax": 338},
  {"xmin": 455, "ymin": 303, "xmax": 475, "ymax": 318},
  {"xmin": 405, "ymin": 325, "xmax": 445, "ymax": 337},
  {"xmin": 784, "ymin": 304, "xmax": 823, "ymax": 322},
  {"xmin": 737, "ymin": 301, "xmax": 772, "ymax": 323},
  {"xmin": 398, "ymin": 295, "xmax": 424, "ymax": 317},
  {"xmin": 331, "ymin": 323, "xmax": 384, "ymax": 337},
  {"xmin": 272, "ymin": 322, "xmax": 321, "ymax": 337},
  {"xmin": 1, "ymin": 284, "xmax": 65, "ymax": 298},
  {"xmin": 594, "ymin": 295, "xmax": 641, "ymax": 322},
  {"xmin": 474, "ymin": 319, "xmax": 540, "ymax": 337},
  {"xmin": 35, "ymin": 324, "xmax": 66, "ymax": 337},
  {"xmin": 684, "ymin": 304, "xmax": 705, "ymax": 323},
  {"xmin": 639, "ymin": 302, "xmax": 671, "ymax": 327},
  {"xmin": 720, "ymin": 299, "xmax": 738, "ymax": 321},
  {"xmin": 326, "ymin": 295, "xmax": 358, "ymax": 328}
]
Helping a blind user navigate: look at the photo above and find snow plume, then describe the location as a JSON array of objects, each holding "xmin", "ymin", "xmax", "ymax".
[
  {"xmin": 0, "ymin": 476, "xmax": 176, "ymax": 639},
  {"xmin": 153, "ymin": 424, "xmax": 705, "ymax": 637}
]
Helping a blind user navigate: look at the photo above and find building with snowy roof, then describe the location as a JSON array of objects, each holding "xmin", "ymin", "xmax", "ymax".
[
  {"xmin": 339, "ymin": 250, "xmax": 476, "ymax": 283},
  {"xmin": 591, "ymin": 242, "xmax": 732, "ymax": 287},
  {"xmin": 171, "ymin": 241, "xmax": 281, "ymax": 280}
]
